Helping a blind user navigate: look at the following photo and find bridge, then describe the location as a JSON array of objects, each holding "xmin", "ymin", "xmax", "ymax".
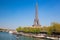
[{"xmin": 0, "ymin": 28, "xmax": 16, "ymax": 33}]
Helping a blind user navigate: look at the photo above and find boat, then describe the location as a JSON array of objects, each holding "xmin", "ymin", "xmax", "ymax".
[
  {"xmin": 32, "ymin": 35, "xmax": 45, "ymax": 39},
  {"xmin": 9, "ymin": 31, "xmax": 13, "ymax": 34},
  {"xmin": 46, "ymin": 36, "xmax": 58, "ymax": 40}
]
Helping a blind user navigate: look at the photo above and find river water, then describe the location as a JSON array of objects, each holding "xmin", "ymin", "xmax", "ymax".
[{"xmin": 0, "ymin": 32, "xmax": 51, "ymax": 40}]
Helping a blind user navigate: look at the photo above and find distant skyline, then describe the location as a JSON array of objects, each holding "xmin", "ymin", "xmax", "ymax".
[{"xmin": 0, "ymin": 0, "xmax": 60, "ymax": 29}]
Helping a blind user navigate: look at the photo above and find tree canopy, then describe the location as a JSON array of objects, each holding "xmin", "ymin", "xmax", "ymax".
[{"xmin": 16, "ymin": 22, "xmax": 60, "ymax": 35}]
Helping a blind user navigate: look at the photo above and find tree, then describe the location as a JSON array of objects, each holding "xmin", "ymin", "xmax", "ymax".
[{"xmin": 16, "ymin": 26, "xmax": 23, "ymax": 32}]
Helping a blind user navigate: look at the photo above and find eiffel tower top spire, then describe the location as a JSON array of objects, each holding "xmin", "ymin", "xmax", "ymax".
[
  {"xmin": 32, "ymin": 0, "xmax": 41, "ymax": 27},
  {"xmin": 35, "ymin": 0, "xmax": 38, "ymax": 20}
]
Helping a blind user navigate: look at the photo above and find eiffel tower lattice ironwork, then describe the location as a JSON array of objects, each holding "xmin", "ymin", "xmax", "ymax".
[{"xmin": 32, "ymin": 0, "xmax": 41, "ymax": 27}]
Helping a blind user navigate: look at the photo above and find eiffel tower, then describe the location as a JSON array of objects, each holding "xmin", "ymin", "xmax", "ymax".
[{"xmin": 32, "ymin": 0, "xmax": 41, "ymax": 27}]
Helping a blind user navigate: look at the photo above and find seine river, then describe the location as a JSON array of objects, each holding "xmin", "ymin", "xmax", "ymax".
[{"xmin": 0, "ymin": 32, "xmax": 51, "ymax": 40}]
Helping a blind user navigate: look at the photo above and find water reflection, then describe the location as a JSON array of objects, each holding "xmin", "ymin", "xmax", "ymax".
[
  {"xmin": 0, "ymin": 32, "xmax": 53, "ymax": 40},
  {"xmin": 0, "ymin": 32, "xmax": 16, "ymax": 40},
  {"xmin": 16, "ymin": 35, "xmax": 50, "ymax": 40}
]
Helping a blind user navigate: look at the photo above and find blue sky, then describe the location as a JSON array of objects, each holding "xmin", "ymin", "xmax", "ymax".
[{"xmin": 0, "ymin": 0, "xmax": 60, "ymax": 29}]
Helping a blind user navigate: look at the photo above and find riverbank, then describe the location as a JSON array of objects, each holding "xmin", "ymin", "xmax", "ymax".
[{"xmin": 12, "ymin": 32, "xmax": 59, "ymax": 40}]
